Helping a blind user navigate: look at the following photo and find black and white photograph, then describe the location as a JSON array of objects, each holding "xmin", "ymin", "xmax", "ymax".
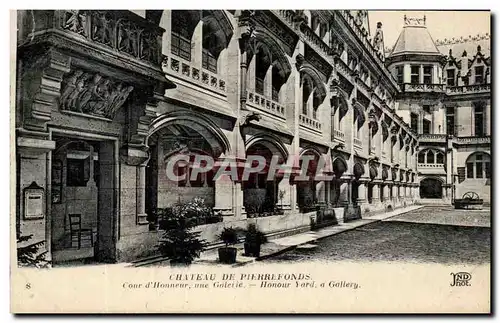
[{"xmin": 10, "ymin": 8, "xmax": 491, "ymax": 314}]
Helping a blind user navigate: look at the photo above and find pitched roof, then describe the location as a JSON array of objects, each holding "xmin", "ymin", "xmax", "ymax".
[
  {"xmin": 435, "ymin": 34, "xmax": 490, "ymax": 59},
  {"xmin": 388, "ymin": 25, "xmax": 441, "ymax": 57}
]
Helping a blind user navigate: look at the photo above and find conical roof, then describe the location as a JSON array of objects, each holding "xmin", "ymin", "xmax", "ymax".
[{"xmin": 388, "ymin": 24, "xmax": 441, "ymax": 57}]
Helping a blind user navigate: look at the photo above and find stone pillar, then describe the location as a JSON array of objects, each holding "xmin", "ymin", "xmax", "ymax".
[
  {"xmin": 383, "ymin": 183, "xmax": 389, "ymax": 201},
  {"xmin": 357, "ymin": 181, "xmax": 366, "ymax": 205},
  {"xmin": 265, "ymin": 63, "xmax": 273, "ymax": 98},
  {"xmin": 191, "ymin": 20, "xmax": 204, "ymax": 68},
  {"xmin": 136, "ymin": 165, "xmax": 147, "ymax": 224},
  {"xmin": 339, "ymin": 180, "xmax": 349, "ymax": 206},
  {"xmin": 392, "ymin": 184, "xmax": 398, "ymax": 202},
  {"xmin": 399, "ymin": 184, "xmax": 404, "ymax": 199},
  {"xmin": 214, "ymin": 175, "xmax": 236, "ymax": 217},
  {"xmin": 316, "ymin": 180, "xmax": 326, "ymax": 203},
  {"xmin": 277, "ymin": 179, "xmax": 292, "ymax": 211},
  {"xmin": 372, "ymin": 183, "xmax": 380, "ymax": 203}
]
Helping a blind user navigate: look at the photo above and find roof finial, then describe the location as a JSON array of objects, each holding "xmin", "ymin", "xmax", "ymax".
[
  {"xmin": 404, "ymin": 14, "xmax": 407, "ymax": 25},
  {"xmin": 423, "ymin": 15, "xmax": 426, "ymax": 26}
]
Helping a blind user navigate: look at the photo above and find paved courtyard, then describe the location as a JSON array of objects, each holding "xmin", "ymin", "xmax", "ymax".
[{"xmin": 266, "ymin": 206, "xmax": 491, "ymax": 265}]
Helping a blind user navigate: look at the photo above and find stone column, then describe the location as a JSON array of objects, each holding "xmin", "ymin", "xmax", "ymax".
[
  {"xmin": 372, "ymin": 183, "xmax": 380, "ymax": 203},
  {"xmin": 357, "ymin": 180, "xmax": 366, "ymax": 205},
  {"xmin": 399, "ymin": 184, "xmax": 404, "ymax": 199},
  {"xmin": 136, "ymin": 165, "xmax": 148, "ymax": 225},
  {"xmin": 214, "ymin": 175, "xmax": 236, "ymax": 217},
  {"xmin": 339, "ymin": 180, "xmax": 349, "ymax": 206},
  {"xmin": 191, "ymin": 20, "xmax": 204, "ymax": 68},
  {"xmin": 383, "ymin": 183, "xmax": 389, "ymax": 201},
  {"xmin": 392, "ymin": 184, "xmax": 398, "ymax": 202},
  {"xmin": 277, "ymin": 179, "xmax": 292, "ymax": 211}
]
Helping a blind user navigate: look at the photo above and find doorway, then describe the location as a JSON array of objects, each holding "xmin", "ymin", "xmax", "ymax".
[{"xmin": 50, "ymin": 136, "xmax": 116, "ymax": 264}]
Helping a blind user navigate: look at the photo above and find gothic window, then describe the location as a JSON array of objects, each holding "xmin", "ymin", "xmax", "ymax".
[
  {"xmin": 418, "ymin": 152, "xmax": 425, "ymax": 163},
  {"xmin": 422, "ymin": 119, "xmax": 431, "ymax": 134},
  {"xmin": 423, "ymin": 105, "xmax": 431, "ymax": 114},
  {"xmin": 171, "ymin": 11, "xmax": 199, "ymax": 61},
  {"xmin": 436, "ymin": 152, "xmax": 444, "ymax": 164},
  {"xmin": 427, "ymin": 151, "xmax": 434, "ymax": 163},
  {"xmin": 447, "ymin": 69, "xmax": 456, "ymax": 86},
  {"xmin": 474, "ymin": 102, "xmax": 485, "ymax": 137},
  {"xmin": 475, "ymin": 66, "xmax": 484, "ymax": 84},
  {"xmin": 312, "ymin": 95, "xmax": 320, "ymax": 119},
  {"xmin": 446, "ymin": 106, "xmax": 455, "ymax": 135},
  {"xmin": 411, "ymin": 65, "xmax": 420, "ymax": 84},
  {"xmin": 423, "ymin": 65, "xmax": 433, "ymax": 84},
  {"xmin": 465, "ymin": 152, "xmax": 490, "ymax": 179},
  {"xmin": 272, "ymin": 66, "xmax": 283, "ymax": 102},
  {"xmin": 255, "ymin": 50, "xmax": 269, "ymax": 95}
]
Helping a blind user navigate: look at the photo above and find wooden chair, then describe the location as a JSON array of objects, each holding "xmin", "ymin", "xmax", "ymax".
[{"xmin": 68, "ymin": 214, "xmax": 94, "ymax": 249}]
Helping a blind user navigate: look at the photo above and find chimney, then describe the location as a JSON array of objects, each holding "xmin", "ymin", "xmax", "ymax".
[{"xmin": 460, "ymin": 50, "xmax": 468, "ymax": 78}]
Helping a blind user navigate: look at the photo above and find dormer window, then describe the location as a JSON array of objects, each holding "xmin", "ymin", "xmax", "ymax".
[
  {"xmin": 446, "ymin": 69, "xmax": 455, "ymax": 86},
  {"xmin": 475, "ymin": 66, "xmax": 484, "ymax": 84}
]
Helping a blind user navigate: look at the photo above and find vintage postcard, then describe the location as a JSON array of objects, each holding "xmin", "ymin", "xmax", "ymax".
[{"xmin": 11, "ymin": 9, "xmax": 491, "ymax": 313}]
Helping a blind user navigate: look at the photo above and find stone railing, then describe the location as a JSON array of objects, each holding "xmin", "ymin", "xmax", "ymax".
[
  {"xmin": 353, "ymin": 138, "xmax": 363, "ymax": 148},
  {"xmin": 32, "ymin": 10, "xmax": 165, "ymax": 67},
  {"xmin": 418, "ymin": 163, "xmax": 445, "ymax": 169},
  {"xmin": 418, "ymin": 134, "xmax": 448, "ymax": 143},
  {"xmin": 299, "ymin": 114, "xmax": 322, "ymax": 131},
  {"xmin": 402, "ymin": 83, "xmax": 446, "ymax": 93},
  {"xmin": 332, "ymin": 129, "xmax": 345, "ymax": 142},
  {"xmin": 446, "ymin": 84, "xmax": 490, "ymax": 95},
  {"xmin": 456, "ymin": 136, "xmax": 490, "ymax": 145},
  {"xmin": 274, "ymin": 10, "xmax": 332, "ymax": 64},
  {"xmin": 247, "ymin": 91, "xmax": 285, "ymax": 118},
  {"xmin": 335, "ymin": 58, "xmax": 353, "ymax": 79},
  {"xmin": 339, "ymin": 11, "xmax": 392, "ymax": 80},
  {"xmin": 163, "ymin": 55, "xmax": 226, "ymax": 95},
  {"xmin": 299, "ymin": 23, "xmax": 332, "ymax": 59}
]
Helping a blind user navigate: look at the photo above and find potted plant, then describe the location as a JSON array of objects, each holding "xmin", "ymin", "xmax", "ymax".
[
  {"xmin": 218, "ymin": 227, "xmax": 239, "ymax": 264},
  {"xmin": 157, "ymin": 202, "xmax": 206, "ymax": 266},
  {"xmin": 244, "ymin": 224, "xmax": 268, "ymax": 258}
]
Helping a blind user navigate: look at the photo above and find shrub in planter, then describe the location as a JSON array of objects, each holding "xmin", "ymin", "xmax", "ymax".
[
  {"xmin": 243, "ymin": 224, "xmax": 268, "ymax": 258},
  {"xmin": 17, "ymin": 232, "xmax": 50, "ymax": 268},
  {"xmin": 218, "ymin": 227, "xmax": 239, "ymax": 264},
  {"xmin": 157, "ymin": 201, "xmax": 206, "ymax": 266}
]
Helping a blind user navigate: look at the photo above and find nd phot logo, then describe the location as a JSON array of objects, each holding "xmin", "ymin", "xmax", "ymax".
[{"xmin": 450, "ymin": 272, "xmax": 471, "ymax": 287}]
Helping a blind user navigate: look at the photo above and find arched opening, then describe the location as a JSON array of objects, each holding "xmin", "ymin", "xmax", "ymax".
[
  {"xmin": 331, "ymin": 157, "xmax": 348, "ymax": 206},
  {"xmin": 169, "ymin": 10, "xmax": 233, "ymax": 75},
  {"xmin": 145, "ymin": 113, "xmax": 230, "ymax": 226},
  {"xmin": 170, "ymin": 10, "xmax": 200, "ymax": 61},
  {"xmin": 296, "ymin": 150, "xmax": 322, "ymax": 212},
  {"xmin": 243, "ymin": 140, "xmax": 287, "ymax": 217},
  {"xmin": 246, "ymin": 38, "xmax": 291, "ymax": 103},
  {"xmin": 350, "ymin": 162, "xmax": 365, "ymax": 206},
  {"xmin": 300, "ymin": 69, "xmax": 326, "ymax": 120},
  {"xmin": 466, "ymin": 152, "xmax": 491, "ymax": 179},
  {"xmin": 420, "ymin": 178, "xmax": 443, "ymax": 199}
]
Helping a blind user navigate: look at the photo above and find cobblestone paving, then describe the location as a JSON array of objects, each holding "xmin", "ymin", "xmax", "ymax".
[
  {"xmin": 268, "ymin": 208, "xmax": 490, "ymax": 265},
  {"xmin": 388, "ymin": 206, "xmax": 490, "ymax": 227}
]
